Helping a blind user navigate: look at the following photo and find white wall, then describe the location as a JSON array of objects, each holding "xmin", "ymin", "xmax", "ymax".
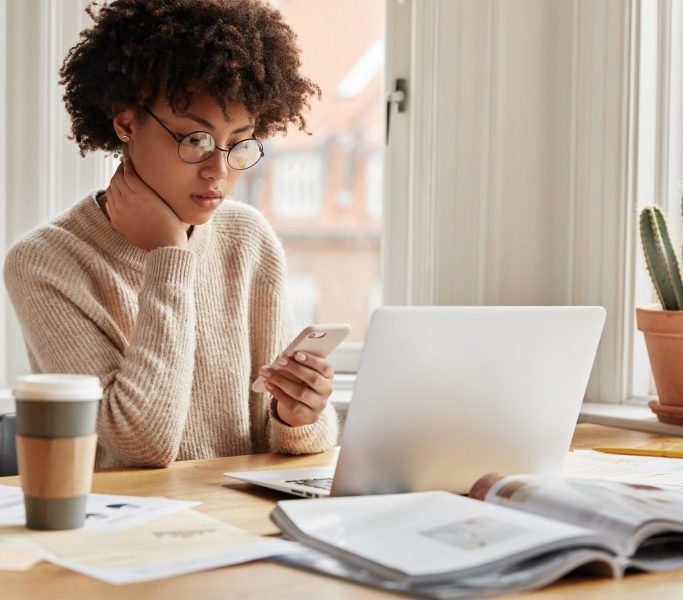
[
  {"xmin": 385, "ymin": 0, "xmax": 634, "ymax": 402},
  {"xmin": 435, "ymin": 0, "xmax": 576, "ymax": 306},
  {"xmin": 0, "ymin": 0, "xmax": 7, "ymax": 386},
  {"xmin": 3, "ymin": 1, "xmax": 115, "ymax": 383}
]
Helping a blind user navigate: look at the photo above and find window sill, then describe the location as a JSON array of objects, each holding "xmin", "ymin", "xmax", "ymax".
[
  {"xmin": 579, "ymin": 402, "xmax": 683, "ymax": 437},
  {"xmin": 330, "ymin": 381, "xmax": 683, "ymax": 438},
  {"xmin": 330, "ymin": 374, "xmax": 355, "ymax": 424}
]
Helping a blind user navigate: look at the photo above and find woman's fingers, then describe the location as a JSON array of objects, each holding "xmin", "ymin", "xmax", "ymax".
[
  {"xmin": 103, "ymin": 158, "xmax": 187, "ymax": 251},
  {"xmin": 120, "ymin": 157, "xmax": 140, "ymax": 192},
  {"xmin": 270, "ymin": 354, "xmax": 331, "ymax": 396},
  {"xmin": 265, "ymin": 383, "xmax": 317, "ymax": 426},
  {"xmin": 258, "ymin": 353, "xmax": 334, "ymax": 427},
  {"xmin": 110, "ymin": 167, "xmax": 125, "ymax": 195},
  {"xmin": 109, "ymin": 161, "xmax": 125, "ymax": 191},
  {"xmin": 107, "ymin": 172, "xmax": 127, "ymax": 215},
  {"xmin": 105, "ymin": 182, "xmax": 120, "ymax": 212},
  {"xmin": 260, "ymin": 366, "xmax": 323, "ymax": 411},
  {"xmin": 291, "ymin": 352, "xmax": 334, "ymax": 378}
]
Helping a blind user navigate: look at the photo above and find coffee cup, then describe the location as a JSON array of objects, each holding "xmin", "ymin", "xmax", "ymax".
[{"xmin": 12, "ymin": 374, "xmax": 102, "ymax": 530}]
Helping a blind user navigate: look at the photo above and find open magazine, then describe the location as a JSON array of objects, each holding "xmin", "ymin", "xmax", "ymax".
[{"xmin": 270, "ymin": 475, "xmax": 683, "ymax": 599}]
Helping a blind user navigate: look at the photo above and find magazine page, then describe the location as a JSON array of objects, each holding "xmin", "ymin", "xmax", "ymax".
[
  {"xmin": 563, "ymin": 450, "xmax": 683, "ymax": 487},
  {"xmin": 272, "ymin": 491, "xmax": 618, "ymax": 583},
  {"xmin": 475, "ymin": 474, "xmax": 683, "ymax": 554},
  {"xmin": 628, "ymin": 534, "xmax": 683, "ymax": 572},
  {"xmin": 274, "ymin": 546, "xmax": 619, "ymax": 600},
  {"xmin": 0, "ymin": 509, "xmax": 297, "ymax": 584}
]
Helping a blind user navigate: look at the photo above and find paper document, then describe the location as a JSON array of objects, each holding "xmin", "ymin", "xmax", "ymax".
[
  {"xmin": 563, "ymin": 450, "xmax": 683, "ymax": 487},
  {"xmin": 0, "ymin": 544, "xmax": 41, "ymax": 571},
  {"xmin": 7, "ymin": 509, "xmax": 298, "ymax": 584},
  {"xmin": 0, "ymin": 485, "xmax": 297, "ymax": 583},
  {"xmin": 0, "ymin": 484, "xmax": 199, "ymax": 531},
  {"xmin": 0, "ymin": 483, "xmax": 198, "ymax": 573}
]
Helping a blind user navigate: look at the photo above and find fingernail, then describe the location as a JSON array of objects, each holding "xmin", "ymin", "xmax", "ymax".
[
  {"xmin": 276, "ymin": 356, "xmax": 289, "ymax": 366},
  {"xmin": 260, "ymin": 366, "xmax": 272, "ymax": 377},
  {"xmin": 295, "ymin": 352, "xmax": 307, "ymax": 362}
]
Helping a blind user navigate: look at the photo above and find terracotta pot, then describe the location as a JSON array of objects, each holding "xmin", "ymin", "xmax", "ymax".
[{"xmin": 636, "ymin": 304, "xmax": 683, "ymax": 424}]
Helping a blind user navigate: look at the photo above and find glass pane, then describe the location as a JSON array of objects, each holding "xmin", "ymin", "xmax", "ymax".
[
  {"xmin": 233, "ymin": 0, "xmax": 384, "ymax": 343},
  {"xmin": 631, "ymin": 0, "xmax": 683, "ymax": 399}
]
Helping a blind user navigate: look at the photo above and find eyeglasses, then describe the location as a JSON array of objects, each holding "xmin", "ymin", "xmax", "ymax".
[{"xmin": 143, "ymin": 107, "xmax": 264, "ymax": 170}]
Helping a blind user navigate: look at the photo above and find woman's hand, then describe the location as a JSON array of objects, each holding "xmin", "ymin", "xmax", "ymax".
[
  {"xmin": 260, "ymin": 352, "xmax": 333, "ymax": 427},
  {"xmin": 105, "ymin": 158, "xmax": 188, "ymax": 251}
]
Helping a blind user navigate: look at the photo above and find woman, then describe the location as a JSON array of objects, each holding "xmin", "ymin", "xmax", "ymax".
[{"xmin": 3, "ymin": 0, "xmax": 338, "ymax": 467}]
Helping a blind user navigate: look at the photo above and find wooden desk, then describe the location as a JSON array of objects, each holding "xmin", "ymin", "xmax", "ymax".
[{"xmin": 2, "ymin": 424, "xmax": 683, "ymax": 599}]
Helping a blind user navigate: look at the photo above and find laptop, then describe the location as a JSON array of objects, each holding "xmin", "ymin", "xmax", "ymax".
[{"xmin": 225, "ymin": 306, "xmax": 606, "ymax": 497}]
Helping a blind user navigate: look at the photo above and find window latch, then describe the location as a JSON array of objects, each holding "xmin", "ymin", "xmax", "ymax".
[{"xmin": 386, "ymin": 78, "xmax": 407, "ymax": 145}]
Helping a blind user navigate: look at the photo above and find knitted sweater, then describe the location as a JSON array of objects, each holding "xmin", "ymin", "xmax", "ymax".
[{"xmin": 3, "ymin": 193, "xmax": 338, "ymax": 468}]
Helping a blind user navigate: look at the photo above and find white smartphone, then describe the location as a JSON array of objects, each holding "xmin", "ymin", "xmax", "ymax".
[{"xmin": 251, "ymin": 323, "xmax": 352, "ymax": 393}]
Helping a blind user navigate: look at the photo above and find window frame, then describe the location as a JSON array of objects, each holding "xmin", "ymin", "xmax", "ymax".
[
  {"xmin": 0, "ymin": 0, "xmax": 7, "ymax": 387},
  {"xmin": 2, "ymin": 0, "xmax": 117, "ymax": 386},
  {"xmin": 628, "ymin": 0, "xmax": 683, "ymax": 406},
  {"xmin": 330, "ymin": 0, "xmax": 412, "ymax": 373}
]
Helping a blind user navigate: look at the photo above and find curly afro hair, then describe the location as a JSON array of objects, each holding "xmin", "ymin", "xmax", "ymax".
[{"xmin": 59, "ymin": 0, "xmax": 320, "ymax": 155}]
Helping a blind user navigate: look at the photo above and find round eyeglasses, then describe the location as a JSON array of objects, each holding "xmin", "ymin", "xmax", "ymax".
[{"xmin": 143, "ymin": 107, "xmax": 264, "ymax": 170}]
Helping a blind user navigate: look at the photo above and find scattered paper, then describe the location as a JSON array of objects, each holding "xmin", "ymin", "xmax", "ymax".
[
  {"xmin": 0, "ymin": 544, "xmax": 41, "ymax": 571},
  {"xmin": 0, "ymin": 485, "xmax": 299, "ymax": 583},
  {"xmin": 0, "ymin": 484, "xmax": 199, "ymax": 531},
  {"xmin": 563, "ymin": 450, "xmax": 683, "ymax": 487},
  {"xmin": 9, "ymin": 509, "xmax": 299, "ymax": 584},
  {"xmin": 0, "ymin": 483, "xmax": 199, "ymax": 572}
]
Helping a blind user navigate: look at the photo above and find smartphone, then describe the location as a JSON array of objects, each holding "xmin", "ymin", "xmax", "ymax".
[{"xmin": 251, "ymin": 323, "xmax": 352, "ymax": 393}]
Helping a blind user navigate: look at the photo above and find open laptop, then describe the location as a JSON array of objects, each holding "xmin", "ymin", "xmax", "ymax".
[{"xmin": 225, "ymin": 306, "xmax": 606, "ymax": 498}]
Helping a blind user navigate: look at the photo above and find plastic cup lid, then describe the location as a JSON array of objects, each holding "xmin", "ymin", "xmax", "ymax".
[{"xmin": 12, "ymin": 374, "xmax": 103, "ymax": 401}]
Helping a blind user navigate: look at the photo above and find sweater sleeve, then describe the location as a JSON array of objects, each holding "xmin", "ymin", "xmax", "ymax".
[
  {"xmin": 4, "ymin": 244, "xmax": 197, "ymax": 467},
  {"xmin": 247, "ymin": 256, "xmax": 339, "ymax": 455},
  {"xmin": 268, "ymin": 401, "xmax": 339, "ymax": 455},
  {"xmin": 264, "ymin": 291, "xmax": 339, "ymax": 454}
]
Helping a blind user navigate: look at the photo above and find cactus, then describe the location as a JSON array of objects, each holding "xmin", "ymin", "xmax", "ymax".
[{"xmin": 640, "ymin": 204, "xmax": 683, "ymax": 310}]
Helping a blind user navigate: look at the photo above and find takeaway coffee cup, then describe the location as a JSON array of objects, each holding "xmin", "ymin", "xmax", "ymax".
[{"xmin": 13, "ymin": 374, "xmax": 102, "ymax": 530}]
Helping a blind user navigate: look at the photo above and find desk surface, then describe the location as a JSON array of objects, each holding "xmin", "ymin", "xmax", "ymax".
[{"xmin": 2, "ymin": 424, "xmax": 683, "ymax": 599}]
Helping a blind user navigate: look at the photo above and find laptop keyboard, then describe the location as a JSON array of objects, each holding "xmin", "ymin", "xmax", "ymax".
[{"xmin": 285, "ymin": 477, "xmax": 333, "ymax": 491}]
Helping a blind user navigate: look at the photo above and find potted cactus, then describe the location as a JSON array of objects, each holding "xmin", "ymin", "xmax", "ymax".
[{"xmin": 638, "ymin": 202, "xmax": 683, "ymax": 424}]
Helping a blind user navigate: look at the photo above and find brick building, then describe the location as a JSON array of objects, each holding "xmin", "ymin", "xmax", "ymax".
[{"xmin": 233, "ymin": 0, "xmax": 384, "ymax": 342}]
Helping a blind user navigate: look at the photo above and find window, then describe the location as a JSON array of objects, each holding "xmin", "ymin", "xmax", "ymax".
[
  {"xmin": 1, "ymin": 0, "xmax": 389, "ymax": 384},
  {"xmin": 0, "ymin": 0, "xmax": 6, "ymax": 387},
  {"xmin": 286, "ymin": 275, "xmax": 319, "ymax": 331},
  {"xmin": 335, "ymin": 134, "xmax": 356, "ymax": 210},
  {"xmin": 629, "ymin": 0, "xmax": 683, "ymax": 402},
  {"xmin": 367, "ymin": 279, "xmax": 382, "ymax": 323},
  {"xmin": 5, "ymin": 0, "xmax": 645, "ymax": 403},
  {"xmin": 233, "ymin": 0, "xmax": 386, "ymax": 349},
  {"xmin": 272, "ymin": 152, "xmax": 324, "ymax": 219},
  {"xmin": 2, "ymin": 0, "xmax": 119, "ymax": 383},
  {"xmin": 366, "ymin": 150, "xmax": 383, "ymax": 220}
]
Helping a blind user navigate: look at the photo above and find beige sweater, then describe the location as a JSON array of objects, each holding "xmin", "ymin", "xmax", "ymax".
[{"xmin": 3, "ymin": 193, "xmax": 338, "ymax": 467}]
